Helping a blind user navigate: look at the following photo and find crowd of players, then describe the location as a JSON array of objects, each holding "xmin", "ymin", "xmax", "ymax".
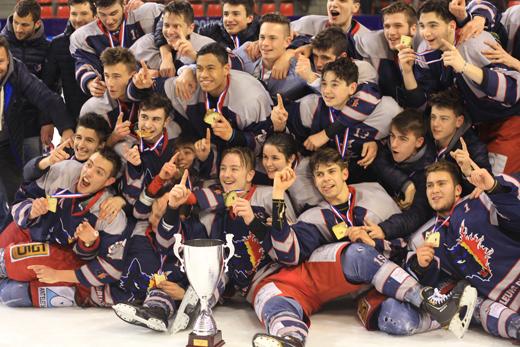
[{"xmin": 0, "ymin": 0, "xmax": 519, "ymax": 345}]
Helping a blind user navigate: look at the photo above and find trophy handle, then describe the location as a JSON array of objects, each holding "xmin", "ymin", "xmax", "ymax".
[
  {"xmin": 223, "ymin": 233, "xmax": 235, "ymax": 272},
  {"xmin": 173, "ymin": 234, "xmax": 185, "ymax": 273}
]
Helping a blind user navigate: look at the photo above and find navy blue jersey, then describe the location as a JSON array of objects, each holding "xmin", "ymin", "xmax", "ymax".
[
  {"xmin": 11, "ymin": 160, "xmax": 129, "ymax": 289},
  {"xmin": 70, "ymin": 3, "xmax": 163, "ymax": 95},
  {"xmin": 406, "ymin": 174, "xmax": 520, "ymax": 311}
]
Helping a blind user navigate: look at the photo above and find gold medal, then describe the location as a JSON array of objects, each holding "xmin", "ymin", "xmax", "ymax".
[
  {"xmin": 332, "ymin": 221, "xmax": 348, "ymax": 240},
  {"xmin": 135, "ymin": 129, "xmax": 154, "ymax": 138},
  {"xmin": 153, "ymin": 273, "xmax": 166, "ymax": 286},
  {"xmin": 204, "ymin": 109, "xmax": 220, "ymax": 125},
  {"xmin": 400, "ymin": 35, "xmax": 412, "ymax": 48},
  {"xmin": 148, "ymin": 273, "xmax": 167, "ymax": 289},
  {"xmin": 47, "ymin": 196, "xmax": 57, "ymax": 213},
  {"xmin": 224, "ymin": 191, "xmax": 238, "ymax": 207},
  {"xmin": 425, "ymin": 231, "xmax": 440, "ymax": 247}
]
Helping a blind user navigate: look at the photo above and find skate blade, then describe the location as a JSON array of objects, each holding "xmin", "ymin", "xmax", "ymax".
[
  {"xmin": 170, "ymin": 286, "xmax": 199, "ymax": 334},
  {"xmin": 448, "ymin": 285, "xmax": 478, "ymax": 338},
  {"xmin": 113, "ymin": 303, "xmax": 168, "ymax": 332},
  {"xmin": 170, "ymin": 312, "xmax": 189, "ymax": 334}
]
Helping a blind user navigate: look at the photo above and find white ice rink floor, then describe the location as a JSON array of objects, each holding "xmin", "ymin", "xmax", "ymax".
[{"xmin": 0, "ymin": 297, "xmax": 513, "ymax": 347}]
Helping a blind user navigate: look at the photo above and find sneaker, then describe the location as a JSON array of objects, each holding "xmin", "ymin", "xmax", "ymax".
[
  {"xmin": 252, "ymin": 333, "xmax": 304, "ymax": 347},
  {"xmin": 112, "ymin": 303, "xmax": 169, "ymax": 332},
  {"xmin": 421, "ymin": 280, "xmax": 477, "ymax": 338},
  {"xmin": 171, "ymin": 285, "xmax": 200, "ymax": 334}
]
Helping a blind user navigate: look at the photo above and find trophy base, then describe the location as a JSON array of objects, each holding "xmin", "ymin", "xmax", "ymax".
[{"xmin": 187, "ymin": 330, "xmax": 225, "ymax": 347}]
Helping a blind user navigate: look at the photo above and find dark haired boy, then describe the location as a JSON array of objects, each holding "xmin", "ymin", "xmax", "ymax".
[
  {"xmin": 272, "ymin": 57, "xmax": 401, "ymax": 183},
  {"xmin": 70, "ymin": 0, "xmax": 163, "ymax": 97},
  {"xmin": 0, "ymin": 149, "xmax": 130, "ymax": 308},
  {"xmin": 199, "ymin": 0, "xmax": 259, "ymax": 49},
  {"xmin": 368, "ymin": 109, "xmax": 436, "ymax": 239},
  {"xmin": 131, "ymin": 0, "xmax": 214, "ymax": 72},
  {"xmin": 251, "ymin": 148, "xmax": 475, "ymax": 346},
  {"xmin": 234, "ymin": 13, "xmax": 311, "ymax": 100},
  {"xmin": 24, "ymin": 112, "xmax": 112, "ymax": 182},
  {"xmin": 129, "ymin": 42, "xmax": 272, "ymax": 168},
  {"xmin": 427, "ymin": 88, "xmax": 491, "ymax": 194},
  {"xmin": 80, "ymin": 48, "xmax": 176, "ymax": 146},
  {"xmin": 355, "ymin": 1, "xmax": 418, "ymax": 102},
  {"xmin": 295, "ymin": 26, "xmax": 378, "ymax": 93},
  {"xmin": 43, "ymin": 0, "xmax": 96, "ymax": 125},
  {"xmin": 398, "ymin": 0, "xmax": 520, "ymax": 174},
  {"xmin": 377, "ymin": 161, "xmax": 520, "ymax": 340}
]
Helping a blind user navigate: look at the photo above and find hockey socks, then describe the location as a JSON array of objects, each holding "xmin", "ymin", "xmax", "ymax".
[
  {"xmin": 476, "ymin": 298, "xmax": 520, "ymax": 339},
  {"xmin": 258, "ymin": 296, "xmax": 308, "ymax": 345},
  {"xmin": 143, "ymin": 288, "xmax": 176, "ymax": 319}
]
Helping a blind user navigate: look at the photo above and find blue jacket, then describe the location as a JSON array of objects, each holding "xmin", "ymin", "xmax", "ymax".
[
  {"xmin": 1, "ymin": 16, "xmax": 55, "ymax": 138},
  {"xmin": 0, "ymin": 52, "xmax": 74, "ymax": 168}
]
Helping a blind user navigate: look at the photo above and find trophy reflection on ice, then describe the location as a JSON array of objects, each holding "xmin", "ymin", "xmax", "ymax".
[{"xmin": 174, "ymin": 234, "xmax": 235, "ymax": 347}]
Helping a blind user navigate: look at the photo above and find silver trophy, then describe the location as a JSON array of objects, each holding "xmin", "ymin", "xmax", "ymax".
[{"xmin": 174, "ymin": 234, "xmax": 234, "ymax": 347}]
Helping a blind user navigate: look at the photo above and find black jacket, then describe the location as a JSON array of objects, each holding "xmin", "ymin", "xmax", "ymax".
[
  {"xmin": 370, "ymin": 141, "xmax": 436, "ymax": 239},
  {"xmin": 42, "ymin": 21, "xmax": 89, "ymax": 126},
  {"xmin": 1, "ymin": 16, "xmax": 53, "ymax": 138},
  {"xmin": 197, "ymin": 17, "xmax": 260, "ymax": 50},
  {"xmin": 0, "ymin": 52, "xmax": 74, "ymax": 168}
]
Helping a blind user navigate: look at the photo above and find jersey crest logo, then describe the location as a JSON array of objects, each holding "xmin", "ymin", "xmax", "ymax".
[
  {"xmin": 447, "ymin": 219, "xmax": 494, "ymax": 281},
  {"xmin": 243, "ymin": 233, "xmax": 264, "ymax": 272},
  {"xmin": 119, "ymin": 258, "xmax": 152, "ymax": 295}
]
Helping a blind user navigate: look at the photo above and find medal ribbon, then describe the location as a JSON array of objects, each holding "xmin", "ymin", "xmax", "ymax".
[
  {"xmin": 231, "ymin": 35, "xmax": 240, "ymax": 49},
  {"xmin": 329, "ymin": 193, "xmax": 354, "ymax": 227},
  {"xmin": 158, "ymin": 254, "xmax": 167, "ymax": 274},
  {"xmin": 430, "ymin": 197, "xmax": 460, "ymax": 234},
  {"xmin": 98, "ymin": 17, "xmax": 126, "ymax": 48},
  {"xmin": 435, "ymin": 146, "xmax": 448, "ymax": 161},
  {"xmin": 415, "ymin": 50, "xmax": 443, "ymax": 65},
  {"xmin": 71, "ymin": 190, "xmax": 105, "ymax": 217},
  {"xmin": 329, "ymin": 108, "xmax": 349, "ymax": 159},
  {"xmin": 51, "ymin": 189, "xmax": 89, "ymax": 199},
  {"xmin": 140, "ymin": 133, "xmax": 164, "ymax": 153},
  {"xmin": 205, "ymin": 75, "xmax": 230, "ymax": 114}
]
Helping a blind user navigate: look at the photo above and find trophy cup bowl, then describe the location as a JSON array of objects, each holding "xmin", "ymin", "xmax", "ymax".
[{"xmin": 174, "ymin": 234, "xmax": 234, "ymax": 347}]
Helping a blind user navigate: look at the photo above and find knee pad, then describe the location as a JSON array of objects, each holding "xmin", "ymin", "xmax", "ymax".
[
  {"xmin": 378, "ymin": 298, "xmax": 420, "ymax": 336},
  {"xmin": 0, "ymin": 279, "xmax": 32, "ymax": 307},
  {"xmin": 342, "ymin": 242, "xmax": 385, "ymax": 284}
]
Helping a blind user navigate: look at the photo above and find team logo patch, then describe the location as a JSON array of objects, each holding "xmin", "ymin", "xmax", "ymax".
[
  {"xmin": 9, "ymin": 243, "xmax": 49, "ymax": 262},
  {"xmin": 37, "ymin": 287, "xmax": 76, "ymax": 308},
  {"xmin": 447, "ymin": 219, "xmax": 494, "ymax": 281}
]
